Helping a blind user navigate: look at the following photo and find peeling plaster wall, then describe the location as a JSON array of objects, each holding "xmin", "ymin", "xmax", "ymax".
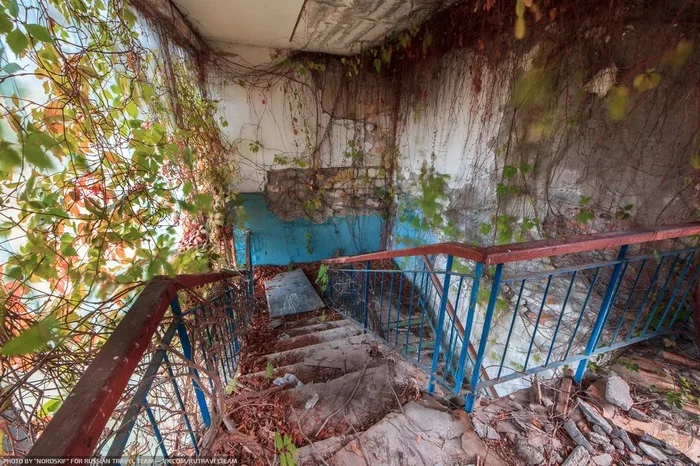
[
  {"xmin": 389, "ymin": 24, "xmax": 699, "ymax": 395},
  {"xmin": 208, "ymin": 45, "xmax": 397, "ymax": 263},
  {"xmin": 393, "ymin": 31, "xmax": 698, "ymax": 248}
]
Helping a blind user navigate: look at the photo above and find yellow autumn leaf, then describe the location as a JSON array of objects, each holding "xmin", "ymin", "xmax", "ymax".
[
  {"xmin": 608, "ymin": 86, "xmax": 629, "ymax": 121},
  {"xmin": 515, "ymin": 16, "xmax": 526, "ymax": 40}
]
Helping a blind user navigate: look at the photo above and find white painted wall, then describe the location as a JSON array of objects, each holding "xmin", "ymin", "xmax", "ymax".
[{"xmin": 207, "ymin": 44, "xmax": 394, "ymax": 193}]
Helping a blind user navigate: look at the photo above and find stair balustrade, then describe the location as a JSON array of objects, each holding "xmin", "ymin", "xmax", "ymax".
[{"xmin": 323, "ymin": 222, "xmax": 700, "ymax": 411}]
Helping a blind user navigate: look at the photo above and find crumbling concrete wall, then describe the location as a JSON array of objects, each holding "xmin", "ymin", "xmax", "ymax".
[
  {"xmin": 393, "ymin": 21, "xmax": 698, "ymax": 248},
  {"xmin": 266, "ymin": 166, "xmax": 389, "ymax": 223}
]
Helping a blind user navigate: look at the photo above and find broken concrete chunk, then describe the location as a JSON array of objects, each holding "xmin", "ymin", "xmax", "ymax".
[
  {"xmin": 304, "ymin": 392, "xmax": 319, "ymax": 410},
  {"xmin": 605, "ymin": 372, "xmax": 633, "ymax": 411},
  {"xmin": 588, "ymin": 431, "xmax": 611, "ymax": 446},
  {"xmin": 471, "ymin": 417, "xmax": 500, "ymax": 441},
  {"xmin": 507, "ymin": 401, "xmax": 525, "ymax": 412},
  {"xmin": 564, "ymin": 419, "xmax": 595, "ymax": 454},
  {"xmin": 638, "ymin": 442, "xmax": 669, "ymax": 463},
  {"xmin": 591, "ymin": 424, "xmax": 610, "ymax": 438},
  {"xmin": 577, "ymin": 399, "xmax": 613, "ymax": 434},
  {"xmin": 628, "ymin": 407, "xmax": 651, "ymax": 422},
  {"xmin": 592, "ymin": 453, "xmax": 613, "ymax": 466},
  {"xmin": 628, "ymin": 453, "xmax": 650, "ymax": 465},
  {"xmin": 616, "ymin": 428, "xmax": 637, "ymax": 453},
  {"xmin": 273, "ymin": 373, "xmax": 303, "ymax": 388},
  {"xmin": 495, "ymin": 420, "xmax": 520, "ymax": 435},
  {"xmin": 612, "ymin": 438, "xmax": 625, "ymax": 451},
  {"xmin": 516, "ymin": 438, "xmax": 545, "ymax": 465},
  {"xmin": 561, "ymin": 446, "xmax": 591, "ymax": 466}
]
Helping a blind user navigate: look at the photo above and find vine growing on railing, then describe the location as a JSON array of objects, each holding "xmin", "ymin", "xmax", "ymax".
[{"xmin": 0, "ymin": 0, "xmax": 236, "ymax": 448}]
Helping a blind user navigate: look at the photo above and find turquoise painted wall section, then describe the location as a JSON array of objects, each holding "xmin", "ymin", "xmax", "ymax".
[
  {"xmin": 390, "ymin": 208, "xmax": 441, "ymax": 271},
  {"xmin": 233, "ymin": 193, "xmax": 385, "ymax": 266}
]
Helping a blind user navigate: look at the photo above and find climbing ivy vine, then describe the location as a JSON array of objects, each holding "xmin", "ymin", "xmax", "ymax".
[{"xmin": 0, "ymin": 0, "xmax": 230, "ymax": 431}]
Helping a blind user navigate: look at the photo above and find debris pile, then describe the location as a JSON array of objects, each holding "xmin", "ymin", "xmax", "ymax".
[{"xmin": 472, "ymin": 342, "xmax": 700, "ymax": 466}]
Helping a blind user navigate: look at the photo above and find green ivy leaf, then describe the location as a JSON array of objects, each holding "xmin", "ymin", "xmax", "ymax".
[
  {"xmin": 25, "ymin": 24, "xmax": 53, "ymax": 43},
  {"xmin": 39, "ymin": 398, "xmax": 62, "ymax": 417},
  {"xmin": 193, "ymin": 193, "xmax": 213, "ymax": 210},
  {"xmin": 514, "ymin": 15, "xmax": 526, "ymax": 40},
  {"xmin": 502, "ymin": 165, "xmax": 518, "ymax": 179},
  {"xmin": 6, "ymin": 0, "xmax": 19, "ymax": 18},
  {"xmin": 2, "ymin": 62, "xmax": 21, "ymax": 73},
  {"xmin": 24, "ymin": 142, "xmax": 54, "ymax": 169},
  {"xmin": 0, "ymin": 141, "xmax": 21, "ymax": 170},
  {"xmin": 0, "ymin": 317, "xmax": 58, "ymax": 356},
  {"xmin": 576, "ymin": 209, "xmax": 594, "ymax": 224},
  {"xmin": 6, "ymin": 28, "xmax": 28, "ymax": 55},
  {"xmin": 0, "ymin": 11, "xmax": 12, "ymax": 34},
  {"xmin": 275, "ymin": 433, "xmax": 283, "ymax": 451}
]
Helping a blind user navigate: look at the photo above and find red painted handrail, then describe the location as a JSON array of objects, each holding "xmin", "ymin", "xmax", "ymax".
[
  {"xmin": 323, "ymin": 222, "xmax": 700, "ymax": 266},
  {"xmin": 27, "ymin": 272, "xmax": 234, "ymax": 458}
]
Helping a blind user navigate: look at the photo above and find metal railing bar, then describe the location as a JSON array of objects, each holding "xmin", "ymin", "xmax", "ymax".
[
  {"xmin": 324, "ymin": 222, "xmax": 700, "ymax": 266},
  {"xmin": 545, "ymin": 271, "xmax": 577, "ymax": 367},
  {"xmin": 609, "ymin": 258, "xmax": 648, "ymax": 346},
  {"xmin": 162, "ymin": 353, "xmax": 199, "ymax": 455},
  {"xmin": 625, "ymin": 256, "xmax": 667, "ymax": 341},
  {"xmin": 106, "ymin": 323, "xmax": 178, "ymax": 459},
  {"xmin": 497, "ymin": 279, "xmax": 525, "ymax": 379},
  {"xmin": 563, "ymin": 267, "xmax": 601, "ymax": 360},
  {"xmin": 144, "ymin": 405, "xmax": 170, "ymax": 463},
  {"xmin": 524, "ymin": 275, "xmax": 553, "ymax": 371},
  {"xmin": 655, "ymin": 251, "xmax": 696, "ymax": 332}
]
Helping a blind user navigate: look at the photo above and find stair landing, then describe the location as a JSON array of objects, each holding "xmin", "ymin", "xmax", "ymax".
[{"xmin": 265, "ymin": 269, "xmax": 325, "ymax": 317}]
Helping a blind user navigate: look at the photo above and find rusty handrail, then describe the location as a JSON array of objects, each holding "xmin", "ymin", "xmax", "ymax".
[
  {"xmin": 323, "ymin": 222, "xmax": 700, "ymax": 266},
  {"xmin": 28, "ymin": 272, "xmax": 235, "ymax": 458}
]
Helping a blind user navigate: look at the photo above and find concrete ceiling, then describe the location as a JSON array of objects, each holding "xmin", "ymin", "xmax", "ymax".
[{"xmin": 171, "ymin": 0, "xmax": 448, "ymax": 55}]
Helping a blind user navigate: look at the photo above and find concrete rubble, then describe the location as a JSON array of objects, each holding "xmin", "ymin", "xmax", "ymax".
[
  {"xmin": 470, "ymin": 345, "xmax": 700, "ymax": 466},
  {"xmin": 605, "ymin": 372, "xmax": 634, "ymax": 411}
]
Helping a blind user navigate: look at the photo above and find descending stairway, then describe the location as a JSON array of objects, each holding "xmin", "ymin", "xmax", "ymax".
[{"xmin": 218, "ymin": 269, "xmax": 505, "ymax": 466}]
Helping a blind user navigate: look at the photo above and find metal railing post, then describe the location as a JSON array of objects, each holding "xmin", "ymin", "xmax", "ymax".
[
  {"xmin": 453, "ymin": 262, "xmax": 483, "ymax": 395},
  {"xmin": 170, "ymin": 296, "xmax": 212, "ymax": 427},
  {"xmin": 106, "ymin": 324, "xmax": 177, "ymax": 459},
  {"xmin": 428, "ymin": 255, "xmax": 454, "ymax": 394},
  {"xmin": 574, "ymin": 245, "xmax": 629, "ymax": 383},
  {"xmin": 363, "ymin": 261, "xmax": 371, "ymax": 332},
  {"xmin": 245, "ymin": 229, "xmax": 254, "ymax": 303},
  {"xmin": 465, "ymin": 263, "xmax": 503, "ymax": 412}
]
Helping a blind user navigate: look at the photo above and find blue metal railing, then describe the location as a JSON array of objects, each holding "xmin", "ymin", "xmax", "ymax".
[
  {"xmin": 327, "ymin": 261, "xmax": 478, "ymax": 392},
  {"xmin": 104, "ymin": 276, "xmax": 252, "ymax": 460},
  {"xmin": 325, "ymin": 225, "xmax": 700, "ymax": 412}
]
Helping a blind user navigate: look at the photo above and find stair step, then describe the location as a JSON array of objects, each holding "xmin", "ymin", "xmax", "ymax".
[
  {"xmin": 277, "ymin": 318, "xmax": 351, "ymax": 338},
  {"xmin": 329, "ymin": 401, "xmax": 509, "ymax": 466},
  {"xmin": 241, "ymin": 334, "xmax": 382, "ymax": 383},
  {"xmin": 404, "ymin": 339, "xmax": 435, "ymax": 354},
  {"xmin": 269, "ymin": 325, "xmax": 363, "ymax": 353},
  {"xmin": 285, "ymin": 363, "xmax": 421, "ymax": 440}
]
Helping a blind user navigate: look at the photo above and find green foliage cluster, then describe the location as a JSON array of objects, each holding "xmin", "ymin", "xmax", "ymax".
[
  {"xmin": 0, "ymin": 0, "xmax": 230, "ymax": 428},
  {"xmin": 274, "ymin": 432, "xmax": 298, "ymax": 466},
  {"xmin": 398, "ymin": 159, "xmax": 462, "ymax": 244}
]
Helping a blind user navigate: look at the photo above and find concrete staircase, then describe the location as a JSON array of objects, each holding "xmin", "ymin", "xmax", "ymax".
[{"xmin": 233, "ymin": 309, "xmax": 505, "ymax": 466}]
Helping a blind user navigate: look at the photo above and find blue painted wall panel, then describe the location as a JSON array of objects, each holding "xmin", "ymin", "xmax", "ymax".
[{"xmin": 233, "ymin": 193, "xmax": 384, "ymax": 266}]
